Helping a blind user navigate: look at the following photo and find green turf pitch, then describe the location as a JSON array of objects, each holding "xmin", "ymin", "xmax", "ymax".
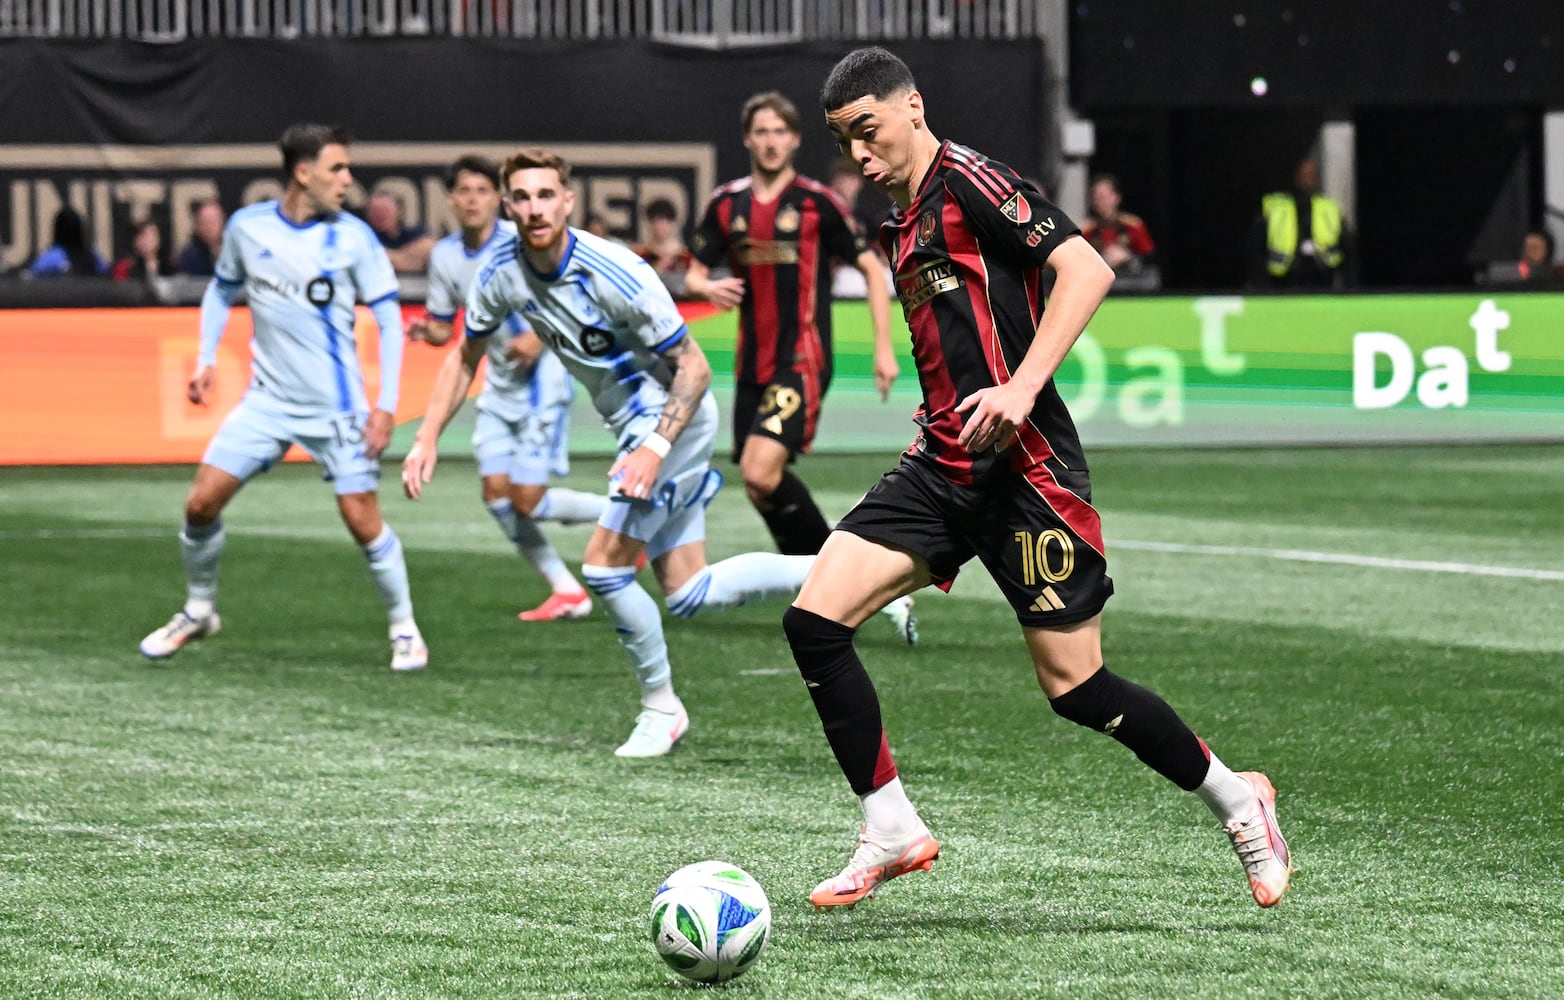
[{"xmin": 2, "ymin": 446, "xmax": 1561, "ymax": 998}]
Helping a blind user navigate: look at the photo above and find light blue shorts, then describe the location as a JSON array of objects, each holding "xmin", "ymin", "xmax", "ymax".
[
  {"xmin": 471, "ymin": 402, "xmax": 572, "ymax": 485},
  {"xmin": 598, "ymin": 393, "xmax": 723, "ymax": 560},
  {"xmin": 202, "ymin": 395, "xmax": 380, "ymax": 495}
]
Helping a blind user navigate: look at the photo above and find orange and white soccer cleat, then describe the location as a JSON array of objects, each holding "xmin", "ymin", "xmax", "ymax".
[
  {"xmin": 1223, "ymin": 771, "xmax": 1293, "ymax": 908},
  {"xmin": 518, "ymin": 591, "xmax": 593, "ymax": 622},
  {"xmin": 139, "ymin": 609, "xmax": 221, "ymax": 660},
  {"xmin": 809, "ymin": 825, "xmax": 941, "ymax": 910}
]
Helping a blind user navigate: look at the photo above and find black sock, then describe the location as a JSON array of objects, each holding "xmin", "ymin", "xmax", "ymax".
[
  {"xmin": 782, "ymin": 605, "xmax": 896, "ymax": 794},
  {"xmin": 1048, "ymin": 666, "xmax": 1211, "ymax": 791},
  {"xmin": 758, "ymin": 470, "xmax": 831, "ymax": 555}
]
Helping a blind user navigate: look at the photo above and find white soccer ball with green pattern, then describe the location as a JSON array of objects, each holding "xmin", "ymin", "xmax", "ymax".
[{"xmin": 650, "ymin": 860, "xmax": 771, "ymax": 984}]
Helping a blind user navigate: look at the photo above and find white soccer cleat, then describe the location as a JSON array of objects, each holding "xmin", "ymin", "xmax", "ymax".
[
  {"xmin": 390, "ymin": 630, "xmax": 429, "ymax": 672},
  {"xmin": 1223, "ymin": 771, "xmax": 1293, "ymax": 908},
  {"xmin": 880, "ymin": 596, "xmax": 918, "ymax": 646},
  {"xmin": 139, "ymin": 610, "xmax": 221, "ymax": 659},
  {"xmin": 810, "ymin": 824, "xmax": 941, "ymax": 910},
  {"xmin": 614, "ymin": 705, "xmax": 689, "ymax": 758}
]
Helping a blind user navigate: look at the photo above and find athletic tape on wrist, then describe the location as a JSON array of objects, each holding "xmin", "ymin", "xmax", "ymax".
[{"xmin": 642, "ymin": 433, "xmax": 673, "ymax": 458}]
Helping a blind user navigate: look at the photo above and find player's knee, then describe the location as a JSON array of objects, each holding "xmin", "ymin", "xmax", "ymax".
[
  {"xmin": 510, "ymin": 489, "xmax": 546, "ymax": 517},
  {"xmin": 184, "ymin": 493, "xmax": 224, "ymax": 526},
  {"xmin": 782, "ymin": 605, "xmax": 857, "ymax": 682},
  {"xmin": 1046, "ymin": 666, "xmax": 1116, "ymax": 730}
]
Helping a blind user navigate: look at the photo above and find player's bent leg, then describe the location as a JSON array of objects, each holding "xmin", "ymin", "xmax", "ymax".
[
  {"xmin": 741, "ymin": 436, "xmax": 829, "ymax": 556},
  {"xmin": 505, "ymin": 481, "xmax": 591, "ymax": 622},
  {"xmin": 140, "ymin": 463, "xmax": 245, "ymax": 660},
  {"xmin": 583, "ymin": 527, "xmax": 685, "ymax": 757},
  {"xmin": 786, "ymin": 535, "xmax": 938, "ymax": 907},
  {"xmin": 661, "ymin": 546, "xmax": 812, "ymax": 619},
  {"xmin": 339, "ymin": 491, "xmax": 426, "ymax": 672}
]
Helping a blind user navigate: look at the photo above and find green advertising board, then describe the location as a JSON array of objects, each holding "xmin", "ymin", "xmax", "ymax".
[{"xmin": 481, "ymin": 291, "xmax": 1564, "ymax": 457}]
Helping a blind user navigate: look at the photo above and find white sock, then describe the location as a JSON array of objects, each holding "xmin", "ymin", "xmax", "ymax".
[
  {"xmin": 860, "ymin": 778, "xmax": 923, "ymax": 840},
  {"xmin": 487, "ymin": 498, "xmax": 581, "ymax": 594},
  {"xmin": 582, "ymin": 564, "xmax": 672, "ymax": 690},
  {"xmin": 640, "ymin": 682, "xmax": 683, "ymax": 714},
  {"xmin": 180, "ymin": 519, "xmax": 224, "ymax": 614},
  {"xmin": 534, "ymin": 488, "xmax": 608, "ymax": 525},
  {"xmin": 1193, "ymin": 751, "xmax": 1256, "ymax": 825},
  {"xmin": 665, "ymin": 553, "xmax": 813, "ymax": 619},
  {"xmin": 362, "ymin": 526, "xmax": 414, "ymax": 623},
  {"xmin": 389, "ymin": 617, "xmax": 419, "ymax": 639}
]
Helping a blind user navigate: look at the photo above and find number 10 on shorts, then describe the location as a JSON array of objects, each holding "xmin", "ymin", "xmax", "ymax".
[{"xmin": 1013, "ymin": 529, "xmax": 1075, "ymax": 586}]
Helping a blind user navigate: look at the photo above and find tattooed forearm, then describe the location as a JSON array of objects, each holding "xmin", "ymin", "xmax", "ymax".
[{"xmin": 654, "ymin": 336, "xmax": 713, "ymax": 443}]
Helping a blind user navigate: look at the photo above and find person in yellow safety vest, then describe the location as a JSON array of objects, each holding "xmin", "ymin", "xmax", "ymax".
[{"xmin": 1254, "ymin": 157, "xmax": 1349, "ymax": 288}]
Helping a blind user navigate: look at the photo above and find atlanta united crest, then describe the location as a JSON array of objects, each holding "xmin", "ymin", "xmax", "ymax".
[
  {"xmin": 775, "ymin": 204, "xmax": 801, "ymax": 233},
  {"xmin": 916, "ymin": 210, "xmax": 937, "ymax": 246}
]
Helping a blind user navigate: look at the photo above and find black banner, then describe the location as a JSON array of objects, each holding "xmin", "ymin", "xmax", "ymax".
[{"xmin": 0, "ymin": 38, "xmax": 1048, "ymax": 269}]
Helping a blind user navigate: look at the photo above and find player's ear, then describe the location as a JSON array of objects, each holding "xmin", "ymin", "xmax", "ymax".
[{"xmin": 907, "ymin": 89, "xmax": 925, "ymax": 129}]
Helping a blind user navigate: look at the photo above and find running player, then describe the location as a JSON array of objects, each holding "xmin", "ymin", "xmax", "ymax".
[
  {"xmin": 403, "ymin": 154, "xmax": 605, "ymax": 622},
  {"xmin": 687, "ymin": 94, "xmax": 901, "ymax": 564},
  {"xmin": 447, "ymin": 147, "xmax": 830, "ymax": 757},
  {"xmin": 787, "ymin": 48, "xmax": 1292, "ymax": 910},
  {"xmin": 139, "ymin": 124, "xmax": 428, "ymax": 672}
]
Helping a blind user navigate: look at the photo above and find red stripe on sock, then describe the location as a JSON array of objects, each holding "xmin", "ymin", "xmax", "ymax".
[{"xmin": 872, "ymin": 730, "xmax": 899, "ymax": 788}]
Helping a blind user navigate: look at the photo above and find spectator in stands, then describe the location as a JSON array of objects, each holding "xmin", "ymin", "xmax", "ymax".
[
  {"xmin": 1516, "ymin": 229, "xmax": 1564, "ymax": 285},
  {"xmin": 584, "ymin": 213, "xmax": 614, "ymax": 239},
  {"xmin": 632, "ymin": 197, "xmax": 692, "ymax": 297},
  {"xmin": 366, "ymin": 190, "xmax": 435, "ymax": 273},
  {"xmin": 827, "ymin": 156, "xmax": 888, "ymax": 241},
  {"xmin": 1251, "ymin": 157, "xmax": 1350, "ymax": 289},
  {"xmin": 28, "ymin": 207, "xmax": 106, "ymax": 278},
  {"xmin": 1082, "ymin": 174, "xmax": 1157, "ymax": 281},
  {"xmin": 112, "ymin": 218, "xmax": 170, "ymax": 283},
  {"xmin": 175, "ymin": 199, "xmax": 225, "ymax": 277}
]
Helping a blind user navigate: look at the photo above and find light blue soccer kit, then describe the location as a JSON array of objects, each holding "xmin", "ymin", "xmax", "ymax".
[
  {"xmin": 200, "ymin": 201, "xmax": 405, "ymax": 494},
  {"xmin": 425, "ymin": 219, "xmax": 576, "ymax": 486},
  {"xmin": 464, "ymin": 228, "xmax": 722, "ymax": 560}
]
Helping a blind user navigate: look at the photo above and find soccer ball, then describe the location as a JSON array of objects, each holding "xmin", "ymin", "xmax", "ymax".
[{"xmin": 649, "ymin": 860, "xmax": 772, "ymax": 984}]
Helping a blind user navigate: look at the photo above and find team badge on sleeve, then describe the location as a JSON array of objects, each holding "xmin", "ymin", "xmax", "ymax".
[{"xmin": 999, "ymin": 192, "xmax": 1032, "ymax": 225}]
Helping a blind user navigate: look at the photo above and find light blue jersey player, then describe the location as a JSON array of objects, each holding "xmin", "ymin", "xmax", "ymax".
[
  {"xmin": 402, "ymin": 155, "xmax": 608, "ymax": 622},
  {"xmin": 138, "ymin": 124, "xmax": 428, "ymax": 672},
  {"xmin": 459, "ymin": 148, "xmax": 823, "ymax": 757}
]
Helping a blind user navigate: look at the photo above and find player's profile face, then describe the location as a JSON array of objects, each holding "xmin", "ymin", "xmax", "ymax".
[
  {"xmin": 450, "ymin": 170, "xmax": 500, "ymax": 231},
  {"xmin": 505, "ymin": 166, "xmax": 574, "ymax": 252},
  {"xmin": 826, "ymin": 93, "xmax": 917, "ymax": 195},
  {"xmin": 297, "ymin": 143, "xmax": 353, "ymax": 215},
  {"xmin": 743, "ymin": 108, "xmax": 801, "ymax": 176}
]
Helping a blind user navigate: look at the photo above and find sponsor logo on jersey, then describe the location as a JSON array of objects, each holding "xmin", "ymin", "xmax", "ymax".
[
  {"xmin": 999, "ymin": 192, "xmax": 1032, "ymax": 225},
  {"xmin": 899, "ymin": 259, "xmax": 962, "ymax": 309},
  {"xmin": 306, "ymin": 276, "xmax": 335, "ymax": 306},
  {"xmin": 916, "ymin": 210, "xmax": 937, "ymax": 246},
  {"xmin": 579, "ymin": 326, "xmax": 614, "ymax": 356},
  {"xmin": 734, "ymin": 239, "xmax": 800, "ymax": 266}
]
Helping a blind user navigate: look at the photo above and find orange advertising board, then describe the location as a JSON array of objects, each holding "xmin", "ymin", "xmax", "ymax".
[{"xmin": 0, "ymin": 307, "xmax": 456, "ymax": 465}]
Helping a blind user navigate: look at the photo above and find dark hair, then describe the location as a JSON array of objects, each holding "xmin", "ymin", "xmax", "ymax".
[
  {"xmin": 49, "ymin": 207, "xmax": 99, "ymax": 275},
  {"xmin": 501, "ymin": 147, "xmax": 571, "ymax": 187},
  {"xmin": 1089, "ymin": 173, "xmax": 1121, "ymax": 193},
  {"xmin": 741, "ymin": 91, "xmax": 801, "ymax": 134},
  {"xmin": 278, "ymin": 123, "xmax": 351, "ymax": 178},
  {"xmin": 446, "ymin": 154, "xmax": 500, "ymax": 191},
  {"xmin": 645, "ymin": 198, "xmax": 678, "ymax": 222},
  {"xmin": 820, "ymin": 46, "xmax": 917, "ymax": 112}
]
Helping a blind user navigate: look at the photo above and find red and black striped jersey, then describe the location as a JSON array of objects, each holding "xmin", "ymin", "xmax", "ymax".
[
  {"xmin": 691, "ymin": 175, "xmax": 868, "ymax": 386},
  {"xmin": 884, "ymin": 140, "xmax": 1086, "ymax": 486}
]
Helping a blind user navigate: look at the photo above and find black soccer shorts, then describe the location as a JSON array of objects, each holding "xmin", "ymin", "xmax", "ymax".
[
  {"xmin": 731, "ymin": 368, "xmax": 827, "ymax": 461},
  {"xmin": 834, "ymin": 452, "xmax": 1115, "ymax": 627}
]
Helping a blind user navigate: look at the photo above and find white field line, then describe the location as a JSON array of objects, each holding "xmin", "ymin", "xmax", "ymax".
[
  {"xmin": 7, "ymin": 526, "xmax": 1564, "ymax": 582},
  {"xmin": 1115, "ymin": 539, "xmax": 1564, "ymax": 582}
]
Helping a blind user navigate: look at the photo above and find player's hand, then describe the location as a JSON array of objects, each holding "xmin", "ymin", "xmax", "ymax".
[
  {"xmin": 872, "ymin": 342, "xmax": 900, "ymax": 402},
  {"xmin": 504, "ymin": 332, "xmax": 544, "ymax": 367},
  {"xmin": 703, "ymin": 277, "xmax": 746, "ymax": 311},
  {"xmin": 402, "ymin": 439, "xmax": 437, "ymax": 500},
  {"xmin": 407, "ymin": 317, "xmax": 454, "ymax": 347},
  {"xmin": 1101, "ymin": 242, "xmax": 1132, "ymax": 269},
  {"xmin": 363, "ymin": 409, "xmax": 394, "ymax": 460},
  {"xmin": 955, "ymin": 381, "xmax": 1038, "ymax": 453},
  {"xmin": 608, "ymin": 445, "xmax": 664, "ymax": 502},
  {"xmin": 187, "ymin": 365, "xmax": 216, "ymax": 406}
]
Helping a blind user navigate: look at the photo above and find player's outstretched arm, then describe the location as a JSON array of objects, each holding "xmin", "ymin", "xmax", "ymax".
[
  {"xmin": 856, "ymin": 249, "xmax": 899, "ymax": 401},
  {"xmin": 402, "ymin": 337, "xmax": 484, "ymax": 500},
  {"xmin": 955, "ymin": 236, "xmax": 1113, "ymax": 453}
]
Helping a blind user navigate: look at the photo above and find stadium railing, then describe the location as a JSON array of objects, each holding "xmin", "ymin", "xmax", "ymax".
[{"xmin": 0, "ymin": 0, "xmax": 1047, "ymax": 42}]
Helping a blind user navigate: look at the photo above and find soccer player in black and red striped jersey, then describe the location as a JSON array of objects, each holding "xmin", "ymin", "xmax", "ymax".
[
  {"xmin": 687, "ymin": 93, "xmax": 902, "ymax": 563},
  {"xmin": 785, "ymin": 47, "xmax": 1293, "ymax": 911}
]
